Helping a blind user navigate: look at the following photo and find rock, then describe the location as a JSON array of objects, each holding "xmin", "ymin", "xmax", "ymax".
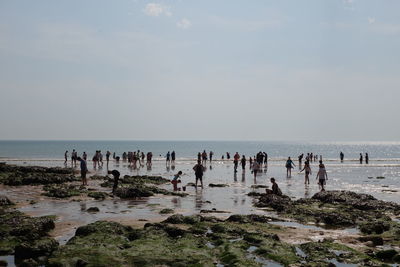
[
  {"xmin": 200, "ymin": 209, "xmax": 230, "ymax": 213},
  {"xmin": 75, "ymin": 221, "xmax": 137, "ymax": 237},
  {"xmin": 0, "ymin": 195, "xmax": 13, "ymax": 206},
  {"xmin": 359, "ymin": 220, "xmax": 390, "ymax": 234},
  {"xmin": 87, "ymin": 191, "xmax": 108, "ymax": 200},
  {"xmin": 251, "ymin": 185, "xmax": 269, "ymax": 189},
  {"xmin": 375, "ymin": 249, "xmax": 398, "ymax": 260},
  {"xmin": 114, "ymin": 186, "xmax": 154, "ymax": 198},
  {"xmin": 42, "ymin": 184, "xmax": 83, "ymax": 198},
  {"xmin": 0, "ymin": 164, "xmax": 77, "ymax": 185},
  {"xmin": 159, "ymin": 208, "xmax": 174, "ymax": 214},
  {"xmin": 86, "ymin": 207, "xmax": 99, "ymax": 213},
  {"xmin": 209, "ymin": 183, "xmax": 229, "ymax": 187},
  {"xmin": 15, "ymin": 238, "xmax": 59, "ymax": 259},
  {"xmin": 247, "ymin": 192, "xmax": 264, "ymax": 197},
  {"xmin": 255, "ymin": 194, "xmax": 292, "ymax": 212},
  {"xmin": 376, "ymin": 176, "xmax": 385, "ymax": 179},
  {"xmin": 186, "ymin": 182, "xmax": 196, "ymax": 187},
  {"xmin": 358, "ymin": 235, "xmax": 384, "ymax": 246}
]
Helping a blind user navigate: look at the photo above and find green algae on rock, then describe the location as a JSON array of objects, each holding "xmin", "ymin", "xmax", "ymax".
[
  {"xmin": 0, "ymin": 163, "xmax": 78, "ymax": 185},
  {"xmin": 0, "ymin": 209, "xmax": 56, "ymax": 256},
  {"xmin": 47, "ymin": 214, "xmax": 396, "ymax": 266}
]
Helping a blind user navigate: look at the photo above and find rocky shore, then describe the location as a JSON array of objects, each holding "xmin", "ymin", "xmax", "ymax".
[{"xmin": 1, "ymin": 163, "xmax": 400, "ymax": 266}]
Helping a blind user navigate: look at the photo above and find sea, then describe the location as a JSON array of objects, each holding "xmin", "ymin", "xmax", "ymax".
[{"xmin": 1, "ymin": 140, "xmax": 400, "ymax": 160}]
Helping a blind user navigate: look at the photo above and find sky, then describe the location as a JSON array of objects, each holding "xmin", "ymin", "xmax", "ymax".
[{"xmin": 0, "ymin": 0, "xmax": 399, "ymax": 141}]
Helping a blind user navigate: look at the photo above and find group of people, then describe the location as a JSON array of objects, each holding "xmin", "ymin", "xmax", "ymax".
[{"xmin": 196, "ymin": 150, "xmax": 214, "ymax": 164}]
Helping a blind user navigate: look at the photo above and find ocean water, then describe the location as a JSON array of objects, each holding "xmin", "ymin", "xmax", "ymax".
[{"xmin": 1, "ymin": 140, "xmax": 400, "ymax": 160}]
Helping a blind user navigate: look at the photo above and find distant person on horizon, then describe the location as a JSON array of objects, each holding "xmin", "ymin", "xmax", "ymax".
[
  {"xmin": 193, "ymin": 160, "xmax": 205, "ymax": 188},
  {"xmin": 78, "ymin": 157, "xmax": 88, "ymax": 186},
  {"xmin": 316, "ymin": 161, "xmax": 328, "ymax": 191},
  {"xmin": 249, "ymin": 157, "xmax": 253, "ymax": 170},
  {"xmin": 64, "ymin": 151, "xmax": 68, "ymax": 164},
  {"xmin": 233, "ymin": 152, "xmax": 240, "ymax": 173},
  {"xmin": 359, "ymin": 153, "xmax": 363, "ymax": 164},
  {"xmin": 365, "ymin": 153, "xmax": 369, "ymax": 164},
  {"xmin": 171, "ymin": 151, "xmax": 176, "ymax": 164},
  {"xmin": 209, "ymin": 151, "xmax": 213, "ymax": 162},
  {"xmin": 285, "ymin": 157, "xmax": 295, "ymax": 178},
  {"xmin": 166, "ymin": 151, "xmax": 171, "ymax": 165},
  {"xmin": 106, "ymin": 151, "xmax": 111, "ymax": 167},
  {"xmin": 340, "ymin": 152, "xmax": 344, "ymax": 162},
  {"xmin": 202, "ymin": 150, "xmax": 207, "ymax": 164},
  {"xmin": 263, "ymin": 152, "xmax": 268, "ymax": 166},
  {"xmin": 226, "ymin": 152, "xmax": 230, "ymax": 160},
  {"xmin": 300, "ymin": 160, "xmax": 311, "ymax": 185},
  {"xmin": 241, "ymin": 155, "xmax": 246, "ymax": 171}
]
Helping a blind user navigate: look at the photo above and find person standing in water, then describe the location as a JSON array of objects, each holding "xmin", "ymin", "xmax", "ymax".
[
  {"xmin": 340, "ymin": 152, "xmax": 344, "ymax": 162},
  {"xmin": 240, "ymin": 155, "xmax": 246, "ymax": 171},
  {"xmin": 77, "ymin": 157, "xmax": 88, "ymax": 186},
  {"xmin": 209, "ymin": 151, "xmax": 213, "ymax": 162},
  {"xmin": 300, "ymin": 160, "xmax": 312, "ymax": 185},
  {"xmin": 166, "ymin": 151, "xmax": 171, "ymax": 165},
  {"xmin": 233, "ymin": 152, "xmax": 240, "ymax": 173},
  {"xmin": 171, "ymin": 151, "xmax": 176, "ymax": 165},
  {"xmin": 82, "ymin": 152, "xmax": 87, "ymax": 161},
  {"xmin": 359, "ymin": 153, "xmax": 363, "ymax": 164},
  {"xmin": 193, "ymin": 160, "xmax": 205, "ymax": 188},
  {"xmin": 316, "ymin": 161, "xmax": 328, "ymax": 191},
  {"xmin": 64, "ymin": 151, "xmax": 68, "ymax": 164},
  {"xmin": 285, "ymin": 157, "xmax": 295, "ymax": 178},
  {"xmin": 106, "ymin": 151, "xmax": 111, "ymax": 167},
  {"xmin": 252, "ymin": 160, "xmax": 260, "ymax": 179}
]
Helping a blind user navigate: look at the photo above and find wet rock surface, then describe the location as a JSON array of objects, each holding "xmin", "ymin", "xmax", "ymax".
[
  {"xmin": 0, "ymin": 207, "xmax": 56, "ymax": 261},
  {"xmin": 45, "ymin": 214, "xmax": 397, "ymax": 266},
  {"xmin": 253, "ymin": 190, "xmax": 399, "ymax": 228},
  {"xmin": 0, "ymin": 163, "xmax": 78, "ymax": 185}
]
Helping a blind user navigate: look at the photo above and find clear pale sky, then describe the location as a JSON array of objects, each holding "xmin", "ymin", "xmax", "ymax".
[{"xmin": 0, "ymin": 0, "xmax": 399, "ymax": 141}]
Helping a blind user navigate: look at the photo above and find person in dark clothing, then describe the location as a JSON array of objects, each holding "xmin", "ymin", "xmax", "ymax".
[
  {"xmin": 77, "ymin": 157, "xmax": 88, "ymax": 186},
  {"xmin": 108, "ymin": 170, "xmax": 120, "ymax": 194},
  {"xmin": 266, "ymin": 177, "xmax": 282, "ymax": 196},
  {"xmin": 340, "ymin": 152, "xmax": 344, "ymax": 162},
  {"xmin": 193, "ymin": 160, "xmax": 205, "ymax": 188},
  {"xmin": 241, "ymin": 155, "xmax": 246, "ymax": 170},
  {"xmin": 365, "ymin": 153, "xmax": 369, "ymax": 164}
]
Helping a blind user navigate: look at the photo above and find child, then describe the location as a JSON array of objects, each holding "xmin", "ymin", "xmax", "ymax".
[{"xmin": 171, "ymin": 171, "xmax": 183, "ymax": 191}]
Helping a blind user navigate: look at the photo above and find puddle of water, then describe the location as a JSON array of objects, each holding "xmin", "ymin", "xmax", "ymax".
[
  {"xmin": 206, "ymin": 242, "xmax": 215, "ymax": 248},
  {"xmin": 295, "ymin": 247, "xmax": 307, "ymax": 258},
  {"xmin": 247, "ymin": 246, "xmax": 258, "ymax": 253},
  {"xmin": 0, "ymin": 255, "xmax": 15, "ymax": 267},
  {"xmin": 327, "ymin": 258, "xmax": 358, "ymax": 267},
  {"xmin": 269, "ymin": 221, "xmax": 324, "ymax": 231}
]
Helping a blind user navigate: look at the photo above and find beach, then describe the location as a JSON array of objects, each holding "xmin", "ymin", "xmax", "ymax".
[{"xmin": 1, "ymin": 141, "xmax": 400, "ymax": 266}]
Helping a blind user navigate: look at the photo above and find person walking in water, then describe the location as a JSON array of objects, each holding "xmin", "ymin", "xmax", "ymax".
[
  {"xmin": 233, "ymin": 152, "xmax": 240, "ymax": 173},
  {"xmin": 240, "ymin": 155, "xmax": 246, "ymax": 171},
  {"xmin": 359, "ymin": 153, "xmax": 363, "ymax": 164},
  {"xmin": 285, "ymin": 157, "xmax": 295, "ymax": 178},
  {"xmin": 300, "ymin": 160, "xmax": 312, "ymax": 185},
  {"xmin": 316, "ymin": 161, "xmax": 328, "ymax": 191},
  {"xmin": 340, "ymin": 152, "xmax": 344, "ymax": 162},
  {"xmin": 77, "ymin": 157, "xmax": 88, "ymax": 186},
  {"xmin": 209, "ymin": 151, "xmax": 213, "ymax": 163},
  {"xmin": 193, "ymin": 160, "xmax": 205, "ymax": 188},
  {"xmin": 365, "ymin": 153, "xmax": 369, "ymax": 164},
  {"xmin": 166, "ymin": 151, "xmax": 171, "ymax": 165}
]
